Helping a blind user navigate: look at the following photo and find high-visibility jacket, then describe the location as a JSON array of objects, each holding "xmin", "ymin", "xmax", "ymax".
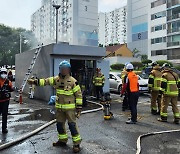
[
  {"xmin": 0, "ymin": 78, "xmax": 13, "ymax": 102},
  {"xmin": 121, "ymin": 71, "xmax": 139, "ymax": 94},
  {"xmin": 93, "ymin": 73, "xmax": 105, "ymax": 86},
  {"xmin": 38, "ymin": 74, "xmax": 82, "ymax": 110},
  {"xmin": 161, "ymin": 69, "xmax": 179, "ymax": 96},
  {"xmin": 121, "ymin": 69, "xmax": 127, "ymax": 84},
  {"xmin": 148, "ymin": 66, "xmax": 162, "ymax": 91}
]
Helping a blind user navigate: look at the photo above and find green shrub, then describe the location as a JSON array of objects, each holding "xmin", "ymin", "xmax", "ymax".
[
  {"xmin": 156, "ymin": 60, "xmax": 173, "ymax": 67},
  {"xmin": 110, "ymin": 63, "xmax": 125, "ymax": 70},
  {"xmin": 131, "ymin": 62, "xmax": 143, "ymax": 70},
  {"xmin": 142, "ymin": 59, "xmax": 152, "ymax": 65},
  {"xmin": 175, "ymin": 65, "xmax": 180, "ymax": 71}
]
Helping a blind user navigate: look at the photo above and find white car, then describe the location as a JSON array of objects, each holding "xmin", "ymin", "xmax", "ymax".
[{"xmin": 109, "ymin": 72, "xmax": 148, "ymax": 93}]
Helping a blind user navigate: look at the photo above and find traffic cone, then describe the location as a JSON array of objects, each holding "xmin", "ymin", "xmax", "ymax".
[{"xmin": 19, "ymin": 88, "xmax": 23, "ymax": 104}]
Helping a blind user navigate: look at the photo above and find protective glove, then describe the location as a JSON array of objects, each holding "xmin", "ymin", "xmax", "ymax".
[
  {"xmin": 27, "ymin": 79, "xmax": 35, "ymax": 85},
  {"xmin": 76, "ymin": 108, "xmax": 82, "ymax": 119}
]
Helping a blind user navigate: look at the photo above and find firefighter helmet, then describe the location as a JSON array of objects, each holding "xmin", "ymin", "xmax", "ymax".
[
  {"xmin": 152, "ymin": 62, "xmax": 158, "ymax": 67},
  {"xmin": 59, "ymin": 60, "xmax": 71, "ymax": 69},
  {"xmin": 162, "ymin": 63, "xmax": 171, "ymax": 69}
]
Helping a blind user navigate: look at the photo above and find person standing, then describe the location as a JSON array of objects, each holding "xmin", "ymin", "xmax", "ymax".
[
  {"xmin": 93, "ymin": 68, "xmax": 105, "ymax": 100},
  {"xmin": 121, "ymin": 62, "xmax": 131, "ymax": 111},
  {"xmin": 148, "ymin": 62, "xmax": 162, "ymax": 115},
  {"xmin": 28, "ymin": 60, "xmax": 83, "ymax": 153},
  {"xmin": 121, "ymin": 64, "xmax": 139, "ymax": 124},
  {"xmin": 158, "ymin": 63, "xmax": 180, "ymax": 124},
  {"xmin": 0, "ymin": 67, "xmax": 14, "ymax": 133}
]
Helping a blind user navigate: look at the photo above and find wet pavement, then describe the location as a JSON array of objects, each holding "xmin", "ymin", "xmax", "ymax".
[{"xmin": 0, "ymin": 93, "xmax": 180, "ymax": 154}]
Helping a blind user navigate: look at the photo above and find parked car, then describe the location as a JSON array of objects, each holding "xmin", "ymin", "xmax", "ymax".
[{"xmin": 109, "ymin": 72, "xmax": 148, "ymax": 93}]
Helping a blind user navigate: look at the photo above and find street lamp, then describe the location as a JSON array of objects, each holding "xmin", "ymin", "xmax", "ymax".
[{"xmin": 53, "ymin": 4, "xmax": 61, "ymax": 44}]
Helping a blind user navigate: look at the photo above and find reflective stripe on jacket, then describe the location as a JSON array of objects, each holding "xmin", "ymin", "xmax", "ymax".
[
  {"xmin": 39, "ymin": 75, "xmax": 82, "ymax": 109},
  {"xmin": 148, "ymin": 66, "xmax": 162, "ymax": 91},
  {"xmin": 161, "ymin": 70, "xmax": 179, "ymax": 96},
  {"xmin": 93, "ymin": 73, "xmax": 105, "ymax": 86}
]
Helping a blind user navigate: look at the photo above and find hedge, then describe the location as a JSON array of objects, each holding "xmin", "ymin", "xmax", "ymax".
[{"xmin": 110, "ymin": 63, "xmax": 125, "ymax": 70}]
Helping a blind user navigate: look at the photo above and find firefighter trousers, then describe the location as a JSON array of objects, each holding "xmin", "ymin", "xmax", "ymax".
[
  {"xmin": 161, "ymin": 95, "xmax": 180, "ymax": 120},
  {"xmin": 56, "ymin": 109, "xmax": 82, "ymax": 145},
  {"xmin": 151, "ymin": 91, "xmax": 161, "ymax": 111},
  {"xmin": 95, "ymin": 86, "xmax": 103, "ymax": 100},
  {"xmin": 0, "ymin": 100, "xmax": 9, "ymax": 131}
]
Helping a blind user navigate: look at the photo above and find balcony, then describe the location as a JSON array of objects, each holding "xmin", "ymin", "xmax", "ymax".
[
  {"xmin": 167, "ymin": 0, "xmax": 180, "ymax": 8},
  {"xmin": 167, "ymin": 27, "xmax": 180, "ymax": 34},
  {"xmin": 167, "ymin": 41, "xmax": 180, "ymax": 47},
  {"xmin": 167, "ymin": 13, "xmax": 180, "ymax": 21}
]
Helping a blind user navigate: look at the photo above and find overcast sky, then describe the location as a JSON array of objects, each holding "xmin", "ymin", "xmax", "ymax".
[{"xmin": 0, "ymin": 0, "xmax": 127, "ymax": 30}]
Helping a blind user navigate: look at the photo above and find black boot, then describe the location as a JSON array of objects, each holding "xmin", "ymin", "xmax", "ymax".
[
  {"xmin": 151, "ymin": 109, "xmax": 158, "ymax": 115},
  {"xmin": 174, "ymin": 119, "xmax": 179, "ymax": 124},
  {"xmin": 158, "ymin": 117, "xmax": 167, "ymax": 122},
  {"xmin": 2, "ymin": 128, "xmax": 8, "ymax": 134},
  {"xmin": 53, "ymin": 140, "xmax": 67, "ymax": 147},
  {"xmin": 73, "ymin": 145, "xmax": 81, "ymax": 153}
]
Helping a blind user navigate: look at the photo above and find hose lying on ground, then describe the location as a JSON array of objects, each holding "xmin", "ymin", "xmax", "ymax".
[
  {"xmin": 136, "ymin": 129, "xmax": 180, "ymax": 154},
  {"xmin": 0, "ymin": 100, "xmax": 103, "ymax": 151}
]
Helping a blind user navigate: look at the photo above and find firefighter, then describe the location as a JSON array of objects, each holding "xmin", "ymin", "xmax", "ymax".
[
  {"xmin": 93, "ymin": 68, "xmax": 105, "ymax": 100},
  {"xmin": 148, "ymin": 62, "xmax": 162, "ymax": 115},
  {"xmin": 121, "ymin": 62, "xmax": 131, "ymax": 111},
  {"xmin": 27, "ymin": 60, "xmax": 82, "ymax": 153},
  {"xmin": 158, "ymin": 63, "xmax": 180, "ymax": 124},
  {"xmin": 0, "ymin": 67, "xmax": 14, "ymax": 133},
  {"xmin": 121, "ymin": 64, "xmax": 139, "ymax": 124}
]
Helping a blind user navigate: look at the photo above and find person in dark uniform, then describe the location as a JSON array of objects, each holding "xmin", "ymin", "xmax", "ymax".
[{"xmin": 0, "ymin": 67, "xmax": 14, "ymax": 133}]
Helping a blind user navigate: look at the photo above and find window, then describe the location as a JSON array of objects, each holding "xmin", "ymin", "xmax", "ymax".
[
  {"xmin": 155, "ymin": 37, "xmax": 162, "ymax": 43},
  {"xmin": 151, "ymin": 0, "xmax": 166, "ymax": 8},
  {"xmin": 155, "ymin": 25, "xmax": 163, "ymax": 31},
  {"xmin": 151, "ymin": 50, "xmax": 167, "ymax": 56},
  {"xmin": 151, "ymin": 11, "xmax": 166, "ymax": 20}
]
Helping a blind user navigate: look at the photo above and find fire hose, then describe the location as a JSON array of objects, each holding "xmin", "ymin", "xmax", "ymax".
[
  {"xmin": 0, "ymin": 100, "xmax": 103, "ymax": 151},
  {"xmin": 136, "ymin": 129, "xmax": 180, "ymax": 154}
]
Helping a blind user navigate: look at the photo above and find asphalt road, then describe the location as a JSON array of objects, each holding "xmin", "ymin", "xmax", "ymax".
[{"xmin": 0, "ymin": 93, "xmax": 180, "ymax": 154}]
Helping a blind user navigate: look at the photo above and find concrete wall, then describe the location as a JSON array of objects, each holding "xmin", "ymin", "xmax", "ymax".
[{"xmin": 16, "ymin": 44, "xmax": 54, "ymax": 101}]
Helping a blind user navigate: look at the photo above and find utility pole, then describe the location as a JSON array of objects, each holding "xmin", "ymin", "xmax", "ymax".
[
  {"xmin": 20, "ymin": 34, "xmax": 22, "ymax": 53},
  {"xmin": 53, "ymin": 4, "xmax": 61, "ymax": 44}
]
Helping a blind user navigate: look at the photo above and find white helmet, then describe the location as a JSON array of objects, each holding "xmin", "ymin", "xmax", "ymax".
[
  {"xmin": 0, "ymin": 67, "xmax": 7, "ymax": 73},
  {"xmin": 126, "ymin": 64, "xmax": 134, "ymax": 70}
]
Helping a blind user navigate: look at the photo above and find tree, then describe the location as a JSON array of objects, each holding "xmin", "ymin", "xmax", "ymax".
[
  {"xmin": 131, "ymin": 62, "xmax": 143, "ymax": 70},
  {"xmin": 142, "ymin": 59, "xmax": 152, "ymax": 66},
  {"xmin": 132, "ymin": 48, "xmax": 141, "ymax": 58},
  {"xmin": 110, "ymin": 63, "xmax": 125, "ymax": 70},
  {"xmin": 141, "ymin": 54, "xmax": 148, "ymax": 62},
  {"xmin": 156, "ymin": 60, "xmax": 173, "ymax": 67},
  {"xmin": 0, "ymin": 24, "xmax": 38, "ymax": 65}
]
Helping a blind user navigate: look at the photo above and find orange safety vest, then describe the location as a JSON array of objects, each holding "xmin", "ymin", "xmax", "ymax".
[{"xmin": 127, "ymin": 71, "xmax": 139, "ymax": 92}]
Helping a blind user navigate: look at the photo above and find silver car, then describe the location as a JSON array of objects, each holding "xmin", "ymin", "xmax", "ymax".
[{"xmin": 109, "ymin": 72, "xmax": 148, "ymax": 93}]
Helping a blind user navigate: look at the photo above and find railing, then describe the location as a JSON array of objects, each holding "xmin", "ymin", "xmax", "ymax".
[
  {"xmin": 167, "ymin": 0, "xmax": 180, "ymax": 8},
  {"xmin": 167, "ymin": 13, "xmax": 180, "ymax": 21},
  {"xmin": 167, "ymin": 41, "xmax": 180, "ymax": 47}
]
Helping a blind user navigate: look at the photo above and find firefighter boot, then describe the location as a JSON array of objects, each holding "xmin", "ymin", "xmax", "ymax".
[
  {"xmin": 174, "ymin": 119, "xmax": 179, "ymax": 125},
  {"xmin": 53, "ymin": 140, "xmax": 67, "ymax": 147},
  {"xmin": 73, "ymin": 144, "xmax": 81, "ymax": 153},
  {"xmin": 151, "ymin": 109, "xmax": 158, "ymax": 115},
  {"xmin": 158, "ymin": 116, "xmax": 167, "ymax": 122}
]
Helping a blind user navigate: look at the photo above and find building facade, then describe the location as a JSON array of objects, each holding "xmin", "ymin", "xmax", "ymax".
[
  {"xmin": 98, "ymin": 6, "xmax": 127, "ymax": 46},
  {"xmin": 127, "ymin": 0, "xmax": 180, "ymax": 61},
  {"xmin": 31, "ymin": 0, "xmax": 98, "ymax": 46}
]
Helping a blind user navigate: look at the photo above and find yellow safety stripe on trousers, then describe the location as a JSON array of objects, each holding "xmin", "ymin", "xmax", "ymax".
[
  {"xmin": 152, "ymin": 107, "xmax": 157, "ymax": 111},
  {"xmin": 149, "ymin": 75, "xmax": 154, "ymax": 79},
  {"xmin": 56, "ymin": 89, "xmax": 74, "ymax": 96},
  {"xmin": 76, "ymin": 98, "xmax": 83, "ymax": 105},
  {"xmin": 73, "ymin": 85, "xmax": 81, "ymax": 93},
  {"xmin": 39, "ymin": 79, "xmax": 45, "ymax": 86},
  {"xmin": 95, "ymin": 83, "xmax": 103, "ymax": 86},
  {"xmin": 48, "ymin": 77, "xmax": 54, "ymax": 86},
  {"xmin": 174, "ymin": 113, "xmax": 180, "ymax": 118},
  {"xmin": 72, "ymin": 134, "xmax": 81, "ymax": 142},
  {"xmin": 148, "ymin": 84, "xmax": 153, "ymax": 88},
  {"xmin": 161, "ymin": 112, "xmax": 168, "ymax": 117},
  {"xmin": 58, "ymin": 134, "xmax": 68, "ymax": 140},
  {"xmin": 55, "ymin": 103, "xmax": 76, "ymax": 109}
]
